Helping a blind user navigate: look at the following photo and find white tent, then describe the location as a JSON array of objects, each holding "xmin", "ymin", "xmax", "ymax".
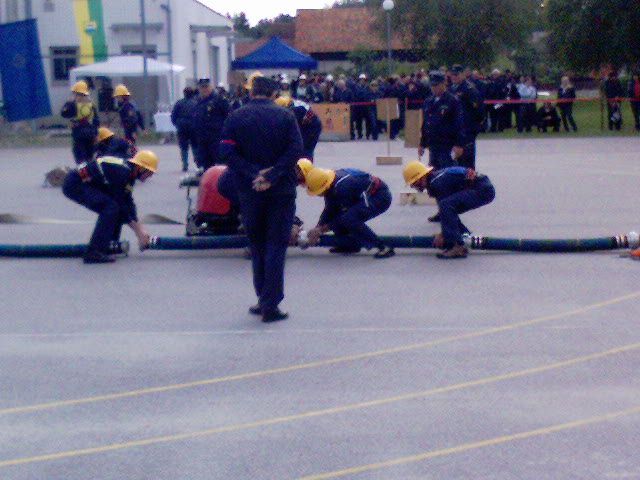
[{"xmin": 69, "ymin": 55, "xmax": 186, "ymax": 107}]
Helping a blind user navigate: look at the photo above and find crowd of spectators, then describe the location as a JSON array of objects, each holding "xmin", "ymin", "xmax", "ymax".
[{"xmin": 216, "ymin": 67, "xmax": 640, "ymax": 138}]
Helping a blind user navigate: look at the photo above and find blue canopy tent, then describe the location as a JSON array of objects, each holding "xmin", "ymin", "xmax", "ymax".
[{"xmin": 232, "ymin": 37, "xmax": 318, "ymax": 71}]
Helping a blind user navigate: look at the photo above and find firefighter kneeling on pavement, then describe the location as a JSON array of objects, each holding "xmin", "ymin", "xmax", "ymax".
[
  {"xmin": 304, "ymin": 167, "xmax": 395, "ymax": 259},
  {"xmin": 403, "ymin": 161, "xmax": 495, "ymax": 259},
  {"xmin": 62, "ymin": 151, "xmax": 159, "ymax": 264}
]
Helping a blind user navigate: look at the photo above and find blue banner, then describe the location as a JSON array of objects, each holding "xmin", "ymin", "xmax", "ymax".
[{"xmin": 0, "ymin": 19, "xmax": 51, "ymax": 122}]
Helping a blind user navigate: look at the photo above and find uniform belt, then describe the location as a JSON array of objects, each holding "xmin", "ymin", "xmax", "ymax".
[{"xmin": 366, "ymin": 176, "xmax": 382, "ymax": 196}]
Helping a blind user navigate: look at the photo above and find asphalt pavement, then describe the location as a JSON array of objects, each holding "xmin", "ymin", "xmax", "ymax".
[{"xmin": 1, "ymin": 136, "xmax": 639, "ymax": 479}]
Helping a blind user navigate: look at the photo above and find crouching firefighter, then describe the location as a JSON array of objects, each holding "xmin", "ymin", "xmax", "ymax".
[
  {"xmin": 95, "ymin": 127, "xmax": 136, "ymax": 159},
  {"xmin": 62, "ymin": 151, "xmax": 159, "ymax": 264},
  {"xmin": 304, "ymin": 167, "xmax": 395, "ymax": 258},
  {"xmin": 403, "ymin": 161, "xmax": 495, "ymax": 259},
  {"xmin": 191, "ymin": 165, "xmax": 241, "ymax": 235}
]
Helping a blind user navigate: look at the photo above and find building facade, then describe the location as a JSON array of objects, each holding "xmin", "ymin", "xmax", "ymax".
[{"xmin": 0, "ymin": 0, "xmax": 234, "ymax": 120}]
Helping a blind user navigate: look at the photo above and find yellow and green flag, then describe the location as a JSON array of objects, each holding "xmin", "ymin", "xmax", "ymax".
[{"xmin": 73, "ymin": 0, "xmax": 107, "ymax": 65}]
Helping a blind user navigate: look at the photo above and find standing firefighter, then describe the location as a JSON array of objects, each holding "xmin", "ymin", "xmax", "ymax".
[
  {"xmin": 220, "ymin": 75, "xmax": 303, "ymax": 323},
  {"xmin": 275, "ymin": 96, "xmax": 323, "ymax": 160},
  {"xmin": 419, "ymin": 71, "xmax": 465, "ymax": 169},
  {"xmin": 61, "ymin": 81, "xmax": 100, "ymax": 164},
  {"xmin": 403, "ymin": 161, "xmax": 495, "ymax": 259},
  {"xmin": 304, "ymin": 167, "xmax": 395, "ymax": 259},
  {"xmin": 171, "ymin": 86, "xmax": 198, "ymax": 172},
  {"xmin": 113, "ymin": 84, "xmax": 145, "ymax": 144},
  {"xmin": 449, "ymin": 65, "xmax": 484, "ymax": 169},
  {"xmin": 193, "ymin": 78, "xmax": 230, "ymax": 171},
  {"xmin": 62, "ymin": 151, "xmax": 158, "ymax": 264}
]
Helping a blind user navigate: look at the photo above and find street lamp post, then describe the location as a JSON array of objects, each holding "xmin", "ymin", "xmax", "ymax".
[{"xmin": 382, "ymin": 0, "xmax": 394, "ymax": 77}]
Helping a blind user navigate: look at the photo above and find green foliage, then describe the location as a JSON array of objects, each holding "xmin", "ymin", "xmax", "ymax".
[
  {"xmin": 385, "ymin": 0, "xmax": 539, "ymax": 68},
  {"xmin": 546, "ymin": 0, "xmax": 640, "ymax": 71},
  {"xmin": 233, "ymin": 13, "xmax": 295, "ymax": 40}
]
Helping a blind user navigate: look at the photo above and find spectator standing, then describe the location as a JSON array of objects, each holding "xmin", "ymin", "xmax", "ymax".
[
  {"xmin": 503, "ymin": 71, "xmax": 520, "ymax": 130},
  {"xmin": 192, "ymin": 78, "xmax": 230, "ymax": 171},
  {"xmin": 557, "ymin": 76, "xmax": 578, "ymax": 132},
  {"xmin": 517, "ymin": 76, "xmax": 537, "ymax": 133},
  {"xmin": 486, "ymin": 69, "xmax": 506, "ymax": 132},
  {"xmin": 627, "ymin": 72, "xmax": 640, "ymax": 131}
]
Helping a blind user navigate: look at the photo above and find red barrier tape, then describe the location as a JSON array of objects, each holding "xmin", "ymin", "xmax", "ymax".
[{"xmin": 340, "ymin": 97, "xmax": 640, "ymax": 107}]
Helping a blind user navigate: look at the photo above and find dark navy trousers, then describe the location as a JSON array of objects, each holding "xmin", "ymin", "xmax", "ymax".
[
  {"xmin": 458, "ymin": 138, "xmax": 477, "ymax": 169},
  {"xmin": 429, "ymin": 147, "xmax": 456, "ymax": 169},
  {"xmin": 237, "ymin": 191, "xmax": 296, "ymax": 312},
  {"xmin": 302, "ymin": 120, "xmax": 322, "ymax": 160},
  {"xmin": 439, "ymin": 176, "xmax": 495, "ymax": 248},
  {"xmin": 332, "ymin": 187, "xmax": 392, "ymax": 249},
  {"xmin": 62, "ymin": 171, "xmax": 124, "ymax": 253}
]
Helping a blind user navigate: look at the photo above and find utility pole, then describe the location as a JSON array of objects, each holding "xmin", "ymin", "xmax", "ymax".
[
  {"xmin": 161, "ymin": 1, "xmax": 174, "ymax": 103},
  {"xmin": 140, "ymin": 0, "xmax": 149, "ymax": 128}
]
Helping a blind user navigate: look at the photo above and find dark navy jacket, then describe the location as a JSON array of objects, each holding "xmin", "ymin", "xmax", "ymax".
[
  {"xmin": 332, "ymin": 88, "xmax": 354, "ymax": 103},
  {"xmin": 220, "ymin": 98, "xmax": 303, "ymax": 196},
  {"xmin": 217, "ymin": 167, "xmax": 239, "ymax": 206},
  {"xmin": 193, "ymin": 92, "xmax": 230, "ymax": 144},
  {"xmin": 450, "ymin": 80, "xmax": 485, "ymax": 139},
  {"xmin": 95, "ymin": 137, "xmax": 134, "ymax": 159},
  {"xmin": 171, "ymin": 97, "xmax": 196, "ymax": 133},
  {"xmin": 427, "ymin": 166, "xmax": 479, "ymax": 200},
  {"xmin": 60, "ymin": 101, "xmax": 100, "ymax": 140},
  {"xmin": 420, "ymin": 91, "xmax": 465, "ymax": 149},
  {"xmin": 118, "ymin": 101, "xmax": 144, "ymax": 134},
  {"xmin": 80, "ymin": 157, "xmax": 138, "ymax": 222},
  {"xmin": 318, "ymin": 169, "xmax": 382, "ymax": 227}
]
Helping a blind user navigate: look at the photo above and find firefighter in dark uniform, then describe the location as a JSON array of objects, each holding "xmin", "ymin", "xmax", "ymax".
[
  {"xmin": 62, "ymin": 150, "xmax": 159, "ymax": 264},
  {"xmin": 171, "ymin": 86, "xmax": 197, "ymax": 172},
  {"xmin": 275, "ymin": 96, "xmax": 323, "ymax": 160},
  {"xmin": 95, "ymin": 127, "xmax": 135, "ymax": 159},
  {"xmin": 449, "ymin": 65, "xmax": 484, "ymax": 169},
  {"xmin": 113, "ymin": 84, "xmax": 145, "ymax": 144},
  {"xmin": 403, "ymin": 160, "xmax": 495, "ymax": 259},
  {"xmin": 304, "ymin": 167, "xmax": 395, "ymax": 259},
  {"xmin": 193, "ymin": 165, "xmax": 241, "ymax": 235},
  {"xmin": 419, "ymin": 71, "xmax": 465, "ymax": 170},
  {"xmin": 61, "ymin": 81, "xmax": 100, "ymax": 164},
  {"xmin": 220, "ymin": 75, "xmax": 303, "ymax": 323},
  {"xmin": 193, "ymin": 78, "xmax": 230, "ymax": 171}
]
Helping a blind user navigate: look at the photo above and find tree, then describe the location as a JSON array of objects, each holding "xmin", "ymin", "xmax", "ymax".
[
  {"xmin": 232, "ymin": 12, "xmax": 251, "ymax": 37},
  {"xmin": 253, "ymin": 14, "xmax": 296, "ymax": 40},
  {"xmin": 377, "ymin": 0, "xmax": 538, "ymax": 68},
  {"xmin": 546, "ymin": 0, "xmax": 640, "ymax": 71}
]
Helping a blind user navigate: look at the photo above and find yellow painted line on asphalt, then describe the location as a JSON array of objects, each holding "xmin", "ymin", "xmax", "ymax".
[
  {"xmin": 2, "ymin": 290, "xmax": 639, "ymax": 417},
  {"xmin": 1, "ymin": 341, "xmax": 638, "ymax": 468},
  {"xmin": 299, "ymin": 405, "xmax": 640, "ymax": 479}
]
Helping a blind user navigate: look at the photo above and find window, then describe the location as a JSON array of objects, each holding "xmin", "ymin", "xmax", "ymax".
[
  {"xmin": 121, "ymin": 45, "xmax": 158, "ymax": 59},
  {"xmin": 51, "ymin": 47, "xmax": 78, "ymax": 82},
  {"xmin": 43, "ymin": 0, "xmax": 55, "ymax": 13}
]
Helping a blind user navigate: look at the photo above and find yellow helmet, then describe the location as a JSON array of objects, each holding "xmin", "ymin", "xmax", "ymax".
[
  {"xmin": 275, "ymin": 96, "xmax": 292, "ymax": 108},
  {"xmin": 113, "ymin": 84, "xmax": 131, "ymax": 97},
  {"xmin": 297, "ymin": 158, "xmax": 314, "ymax": 177},
  {"xmin": 130, "ymin": 150, "xmax": 159, "ymax": 173},
  {"xmin": 306, "ymin": 168, "xmax": 336, "ymax": 196},
  {"xmin": 97, "ymin": 127, "xmax": 115, "ymax": 143},
  {"xmin": 403, "ymin": 160, "xmax": 433, "ymax": 185},
  {"xmin": 244, "ymin": 71, "xmax": 263, "ymax": 91},
  {"xmin": 71, "ymin": 81, "xmax": 89, "ymax": 96}
]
